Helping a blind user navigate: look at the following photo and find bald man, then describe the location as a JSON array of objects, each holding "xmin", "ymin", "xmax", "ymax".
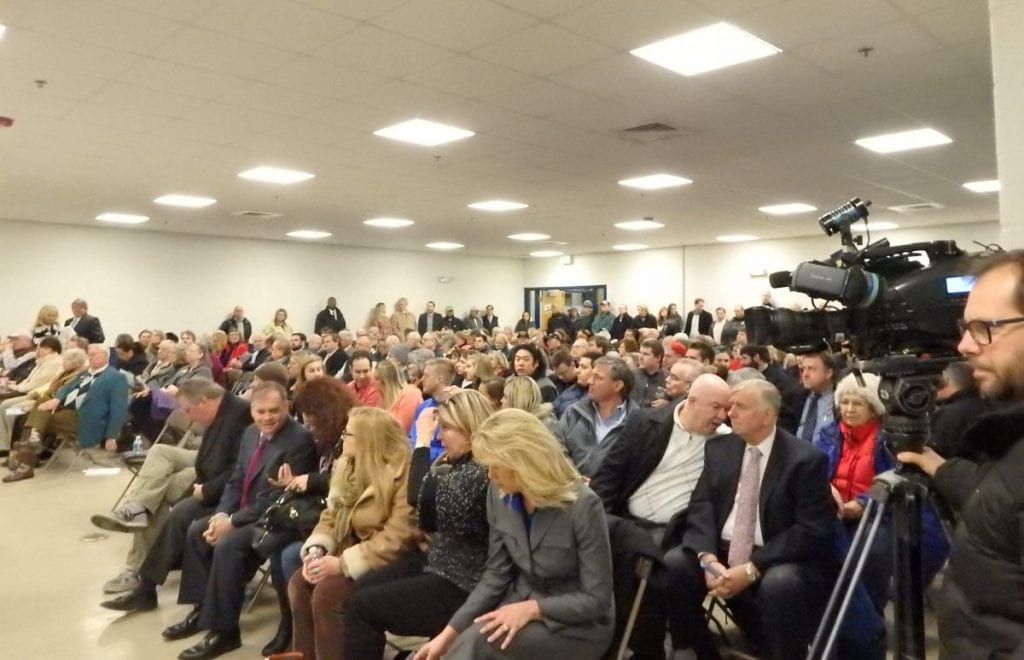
[{"xmin": 591, "ymin": 374, "xmax": 731, "ymax": 657}]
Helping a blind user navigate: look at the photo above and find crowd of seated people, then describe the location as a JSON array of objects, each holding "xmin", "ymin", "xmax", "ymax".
[{"xmin": 0, "ymin": 290, "xmax": 987, "ymax": 660}]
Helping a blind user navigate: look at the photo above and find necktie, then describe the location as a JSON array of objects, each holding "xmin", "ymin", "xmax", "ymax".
[
  {"xmin": 240, "ymin": 434, "xmax": 270, "ymax": 509},
  {"xmin": 64, "ymin": 372, "xmax": 96, "ymax": 410},
  {"xmin": 728, "ymin": 446, "xmax": 763, "ymax": 568},
  {"xmin": 800, "ymin": 393, "xmax": 821, "ymax": 442}
]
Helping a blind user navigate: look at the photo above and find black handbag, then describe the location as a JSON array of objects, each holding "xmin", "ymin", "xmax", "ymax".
[{"xmin": 251, "ymin": 490, "xmax": 327, "ymax": 559}]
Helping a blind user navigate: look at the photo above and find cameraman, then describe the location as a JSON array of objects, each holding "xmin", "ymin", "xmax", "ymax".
[{"xmin": 898, "ymin": 251, "xmax": 1024, "ymax": 659}]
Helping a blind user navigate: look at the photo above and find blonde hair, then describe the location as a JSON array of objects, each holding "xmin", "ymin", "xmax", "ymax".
[
  {"xmin": 488, "ymin": 350, "xmax": 509, "ymax": 373},
  {"xmin": 375, "ymin": 360, "xmax": 406, "ymax": 409},
  {"xmin": 34, "ymin": 304, "xmax": 59, "ymax": 327},
  {"xmin": 466, "ymin": 352, "xmax": 495, "ymax": 385},
  {"xmin": 503, "ymin": 376, "xmax": 554, "ymax": 423},
  {"xmin": 335, "ymin": 407, "xmax": 411, "ymax": 510},
  {"xmin": 291, "ymin": 353, "xmax": 324, "ymax": 387},
  {"xmin": 209, "ymin": 330, "xmax": 227, "ymax": 353},
  {"xmin": 472, "ymin": 408, "xmax": 580, "ymax": 508},
  {"xmin": 437, "ymin": 389, "xmax": 494, "ymax": 440}
]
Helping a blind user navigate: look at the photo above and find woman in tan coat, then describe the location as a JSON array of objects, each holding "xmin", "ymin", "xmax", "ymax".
[{"xmin": 288, "ymin": 406, "xmax": 418, "ymax": 660}]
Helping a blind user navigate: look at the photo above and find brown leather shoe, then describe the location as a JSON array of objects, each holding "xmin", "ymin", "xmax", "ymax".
[{"xmin": 3, "ymin": 465, "xmax": 34, "ymax": 482}]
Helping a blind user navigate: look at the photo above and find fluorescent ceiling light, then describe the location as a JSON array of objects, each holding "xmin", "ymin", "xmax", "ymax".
[
  {"xmin": 854, "ymin": 128, "xmax": 952, "ymax": 154},
  {"xmin": 238, "ymin": 166, "xmax": 315, "ymax": 184},
  {"xmin": 374, "ymin": 118, "xmax": 474, "ymax": 147},
  {"xmin": 853, "ymin": 221, "xmax": 899, "ymax": 231},
  {"xmin": 612, "ymin": 243, "xmax": 648, "ymax": 251},
  {"xmin": 425, "ymin": 241, "xmax": 464, "ymax": 250},
  {"xmin": 286, "ymin": 230, "xmax": 331, "ymax": 239},
  {"xmin": 154, "ymin": 194, "xmax": 216, "ymax": 208},
  {"xmin": 96, "ymin": 212, "xmax": 149, "ymax": 225},
  {"xmin": 530, "ymin": 250, "xmax": 564, "ymax": 258},
  {"xmin": 0, "ymin": 24, "xmax": 7, "ymax": 41},
  {"xmin": 963, "ymin": 179, "xmax": 1000, "ymax": 193},
  {"xmin": 615, "ymin": 219, "xmax": 665, "ymax": 231},
  {"xmin": 758, "ymin": 203, "xmax": 816, "ymax": 215},
  {"xmin": 716, "ymin": 234, "xmax": 758, "ymax": 243},
  {"xmin": 364, "ymin": 217, "xmax": 415, "ymax": 228},
  {"xmin": 631, "ymin": 22, "xmax": 781, "ymax": 76},
  {"xmin": 468, "ymin": 200, "xmax": 528, "ymax": 212},
  {"xmin": 508, "ymin": 232, "xmax": 550, "ymax": 241},
  {"xmin": 618, "ymin": 174, "xmax": 692, "ymax": 190}
]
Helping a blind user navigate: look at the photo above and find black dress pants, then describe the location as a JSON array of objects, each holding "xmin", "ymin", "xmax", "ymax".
[
  {"xmin": 343, "ymin": 553, "xmax": 470, "ymax": 659},
  {"xmin": 179, "ymin": 515, "xmax": 263, "ymax": 633},
  {"xmin": 138, "ymin": 496, "xmax": 213, "ymax": 586}
]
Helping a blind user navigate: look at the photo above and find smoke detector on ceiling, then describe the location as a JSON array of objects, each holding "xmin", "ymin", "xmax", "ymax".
[
  {"xmin": 888, "ymin": 202, "xmax": 944, "ymax": 213},
  {"xmin": 233, "ymin": 210, "xmax": 283, "ymax": 219}
]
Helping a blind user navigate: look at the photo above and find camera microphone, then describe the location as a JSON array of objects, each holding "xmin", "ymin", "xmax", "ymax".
[
  {"xmin": 768, "ymin": 270, "xmax": 793, "ymax": 289},
  {"xmin": 818, "ymin": 197, "xmax": 872, "ymax": 236}
]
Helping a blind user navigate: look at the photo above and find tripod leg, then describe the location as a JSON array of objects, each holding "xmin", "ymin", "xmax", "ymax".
[{"xmin": 894, "ymin": 488, "xmax": 926, "ymax": 659}]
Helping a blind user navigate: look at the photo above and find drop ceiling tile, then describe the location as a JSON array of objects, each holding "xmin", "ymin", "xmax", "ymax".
[
  {"xmin": 291, "ymin": 0, "xmax": 411, "ymax": 22},
  {"xmin": 302, "ymin": 101, "xmax": 395, "ymax": 132},
  {"xmin": 689, "ymin": 0, "xmax": 785, "ymax": 14},
  {"xmin": 793, "ymin": 20, "xmax": 943, "ymax": 74},
  {"xmin": 71, "ymin": 103, "xmax": 174, "ymax": 133},
  {"xmin": 183, "ymin": 101, "xmax": 285, "ymax": 133},
  {"xmin": 100, "ymin": 0, "xmax": 220, "ymax": 23},
  {"xmin": 196, "ymin": 0, "xmax": 358, "ymax": 54},
  {"xmin": 261, "ymin": 117, "xmax": 344, "ymax": 146},
  {"xmin": 481, "ymin": 79, "xmax": 599, "ymax": 117},
  {"xmin": 11, "ymin": 0, "xmax": 182, "ymax": 54},
  {"xmin": 492, "ymin": 0, "xmax": 597, "ymax": 19},
  {"xmin": 151, "ymin": 118, "xmax": 255, "ymax": 146},
  {"xmin": 0, "ymin": 61, "xmax": 109, "ymax": 101},
  {"xmin": 402, "ymin": 56, "xmax": 533, "ymax": 100},
  {"xmin": 150, "ymin": 27, "xmax": 298, "ymax": 79},
  {"xmin": 113, "ymin": 58, "xmax": 247, "ymax": 101},
  {"xmin": 472, "ymin": 23, "xmax": 614, "ymax": 77},
  {"xmin": 83, "ymin": 81, "xmax": 207, "ymax": 118},
  {"xmin": 739, "ymin": 0, "xmax": 902, "ymax": 49},
  {"xmin": 312, "ymin": 25, "xmax": 456, "ymax": 78},
  {"xmin": 888, "ymin": 0, "xmax": 968, "ymax": 16},
  {"xmin": 373, "ymin": 0, "xmax": 538, "ymax": 51},
  {"xmin": 262, "ymin": 57, "xmax": 392, "ymax": 101},
  {"xmin": 554, "ymin": 0, "xmax": 715, "ymax": 50},
  {"xmin": 356, "ymin": 80, "xmax": 464, "ymax": 117},
  {"xmin": 0, "ymin": 29, "xmax": 140, "ymax": 79},
  {"xmin": 0, "ymin": 88, "xmax": 80, "ymax": 119},
  {"xmin": 218, "ymin": 82, "xmax": 335, "ymax": 118},
  {"xmin": 914, "ymin": 3, "xmax": 990, "ymax": 47}
]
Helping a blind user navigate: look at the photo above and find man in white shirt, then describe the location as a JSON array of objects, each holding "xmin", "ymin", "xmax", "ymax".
[{"xmin": 711, "ymin": 306, "xmax": 729, "ymax": 345}]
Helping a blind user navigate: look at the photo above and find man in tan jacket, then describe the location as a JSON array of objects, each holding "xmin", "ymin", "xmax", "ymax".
[{"xmin": 390, "ymin": 297, "xmax": 416, "ymax": 338}]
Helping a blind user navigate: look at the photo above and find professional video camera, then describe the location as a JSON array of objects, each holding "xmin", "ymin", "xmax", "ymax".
[{"xmin": 744, "ymin": 196, "xmax": 977, "ymax": 454}]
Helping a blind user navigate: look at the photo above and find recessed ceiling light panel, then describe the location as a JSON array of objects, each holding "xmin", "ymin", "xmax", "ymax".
[
  {"xmin": 96, "ymin": 212, "xmax": 149, "ymax": 225},
  {"xmin": 364, "ymin": 217, "xmax": 415, "ymax": 228},
  {"xmin": 854, "ymin": 128, "xmax": 952, "ymax": 154},
  {"xmin": 154, "ymin": 194, "xmax": 217, "ymax": 208},
  {"xmin": 716, "ymin": 234, "xmax": 758, "ymax": 243},
  {"xmin": 0, "ymin": 24, "xmax": 7, "ymax": 41},
  {"xmin": 286, "ymin": 230, "xmax": 331, "ymax": 239},
  {"xmin": 468, "ymin": 200, "xmax": 528, "ymax": 211},
  {"xmin": 508, "ymin": 233, "xmax": 550, "ymax": 241},
  {"xmin": 238, "ymin": 166, "xmax": 315, "ymax": 184},
  {"xmin": 612, "ymin": 243, "xmax": 649, "ymax": 251},
  {"xmin": 530, "ymin": 250, "xmax": 564, "ymax": 258},
  {"xmin": 425, "ymin": 241, "xmax": 465, "ymax": 250},
  {"xmin": 374, "ymin": 119, "xmax": 475, "ymax": 146},
  {"xmin": 758, "ymin": 203, "xmax": 816, "ymax": 215},
  {"xmin": 615, "ymin": 219, "xmax": 665, "ymax": 231},
  {"xmin": 963, "ymin": 179, "xmax": 1000, "ymax": 193},
  {"xmin": 631, "ymin": 22, "xmax": 781, "ymax": 76},
  {"xmin": 618, "ymin": 174, "xmax": 692, "ymax": 190}
]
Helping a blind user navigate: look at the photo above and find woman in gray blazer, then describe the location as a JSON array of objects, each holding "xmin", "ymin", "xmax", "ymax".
[{"xmin": 415, "ymin": 408, "xmax": 614, "ymax": 660}]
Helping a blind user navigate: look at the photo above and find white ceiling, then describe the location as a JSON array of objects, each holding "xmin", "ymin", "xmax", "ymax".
[{"xmin": 0, "ymin": 0, "xmax": 998, "ymax": 257}]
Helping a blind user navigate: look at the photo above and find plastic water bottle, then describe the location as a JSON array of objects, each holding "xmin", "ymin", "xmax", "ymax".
[{"xmin": 132, "ymin": 434, "xmax": 144, "ymax": 454}]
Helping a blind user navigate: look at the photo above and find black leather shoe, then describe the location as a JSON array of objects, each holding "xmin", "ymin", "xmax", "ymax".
[
  {"xmin": 100, "ymin": 587, "xmax": 157, "ymax": 612},
  {"xmin": 162, "ymin": 607, "xmax": 202, "ymax": 641},
  {"xmin": 260, "ymin": 615, "xmax": 292, "ymax": 656},
  {"xmin": 177, "ymin": 630, "xmax": 241, "ymax": 660}
]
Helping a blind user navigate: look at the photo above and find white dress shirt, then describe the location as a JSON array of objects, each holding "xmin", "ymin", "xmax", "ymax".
[
  {"xmin": 712, "ymin": 319, "xmax": 727, "ymax": 344},
  {"xmin": 721, "ymin": 427, "xmax": 777, "ymax": 547}
]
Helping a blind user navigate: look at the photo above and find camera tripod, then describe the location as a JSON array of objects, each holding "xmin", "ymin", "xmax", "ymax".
[{"xmin": 808, "ymin": 469, "xmax": 931, "ymax": 660}]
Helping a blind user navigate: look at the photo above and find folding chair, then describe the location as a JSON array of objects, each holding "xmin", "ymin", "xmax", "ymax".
[
  {"xmin": 615, "ymin": 556, "xmax": 655, "ymax": 660},
  {"xmin": 111, "ymin": 409, "xmax": 200, "ymax": 510},
  {"xmin": 40, "ymin": 432, "xmax": 85, "ymax": 474},
  {"xmin": 246, "ymin": 562, "xmax": 272, "ymax": 613}
]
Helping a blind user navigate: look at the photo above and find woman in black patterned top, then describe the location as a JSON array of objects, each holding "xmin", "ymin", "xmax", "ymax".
[
  {"xmin": 31, "ymin": 305, "xmax": 61, "ymax": 346},
  {"xmin": 343, "ymin": 389, "xmax": 493, "ymax": 658}
]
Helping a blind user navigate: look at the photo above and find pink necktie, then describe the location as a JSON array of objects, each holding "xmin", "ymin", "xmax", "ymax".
[
  {"xmin": 728, "ymin": 446, "xmax": 762, "ymax": 567},
  {"xmin": 240, "ymin": 435, "xmax": 270, "ymax": 509}
]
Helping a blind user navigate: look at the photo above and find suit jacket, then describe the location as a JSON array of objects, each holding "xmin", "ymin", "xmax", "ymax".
[
  {"xmin": 55, "ymin": 367, "xmax": 129, "ymax": 448},
  {"xmin": 417, "ymin": 312, "xmax": 444, "ymax": 335},
  {"xmin": 314, "ymin": 307, "xmax": 346, "ymax": 333},
  {"xmin": 482, "ymin": 314, "xmax": 500, "ymax": 332},
  {"xmin": 217, "ymin": 416, "xmax": 316, "ymax": 526},
  {"xmin": 239, "ymin": 348, "xmax": 269, "ymax": 372},
  {"xmin": 610, "ymin": 314, "xmax": 633, "ymax": 340},
  {"xmin": 682, "ymin": 428, "xmax": 838, "ymax": 574},
  {"xmin": 448, "ymin": 483, "xmax": 615, "ymax": 645},
  {"xmin": 323, "ymin": 349, "xmax": 348, "ymax": 377},
  {"xmin": 193, "ymin": 393, "xmax": 252, "ymax": 507},
  {"xmin": 763, "ymin": 363, "xmax": 804, "ymax": 433},
  {"xmin": 684, "ymin": 310, "xmax": 713, "ymax": 337},
  {"xmin": 462, "ymin": 316, "xmax": 483, "ymax": 331},
  {"xmin": 64, "ymin": 314, "xmax": 105, "ymax": 344},
  {"xmin": 441, "ymin": 315, "xmax": 464, "ymax": 332}
]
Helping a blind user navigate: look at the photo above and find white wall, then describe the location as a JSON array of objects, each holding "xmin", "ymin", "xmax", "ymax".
[{"xmin": 0, "ymin": 220, "xmax": 525, "ymax": 340}]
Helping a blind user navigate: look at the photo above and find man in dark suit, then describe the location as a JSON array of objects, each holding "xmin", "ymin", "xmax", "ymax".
[
  {"xmin": 320, "ymin": 331, "xmax": 348, "ymax": 377},
  {"xmin": 97, "ymin": 379, "xmax": 251, "ymax": 603},
  {"xmin": 440, "ymin": 305, "xmax": 464, "ymax": 331},
  {"xmin": 481, "ymin": 304, "xmax": 499, "ymax": 333},
  {"xmin": 64, "ymin": 298, "xmax": 106, "ymax": 344},
  {"xmin": 313, "ymin": 296, "xmax": 346, "ymax": 333},
  {"xmin": 168, "ymin": 382, "xmax": 316, "ymax": 659},
  {"xmin": 591, "ymin": 373, "xmax": 731, "ymax": 657},
  {"xmin": 417, "ymin": 301, "xmax": 444, "ymax": 335},
  {"xmin": 611, "ymin": 304, "xmax": 633, "ymax": 341},
  {"xmin": 676, "ymin": 379, "xmax": 838, "ymax": 659},
  {"xmin": 684, "ymin": 298, "xmax": 714, "ymax": 338}
]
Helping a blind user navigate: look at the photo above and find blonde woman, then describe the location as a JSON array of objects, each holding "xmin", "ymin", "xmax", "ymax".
[
  {"xmin": 263, "ymin": 308, "xmax": 294, "ymax": 338},
  {"xmin": 288, "ymin": 353, "xmax": 325, "ymax": 396},
  {"xmin": 366, "ymin": 302, "xmax": 393, "ymax": 336},
  {"xmin": 290, "ymin": 407, "xmax": 419, "ymax": 660},
  {"xmin": 462, "ymin": 352, "xmax": 495, "ymax": 390},
  {"xmin": 502, "ymin": 376, "xmax": 557, "ymax": 433},
  {"xmin": 31, "ymin": 305, "xmax": 60, "ymax": 345},
  {"xmin": 375, "ymin": 360, "xmax": 423, "ymax": 432},
  {"xmin": 487, "ymin": 350, "xmax": 510, "ymax": 378},
  {"xmin": 415, "ymin": 409, "xmax": 614, "ymax": 660}
]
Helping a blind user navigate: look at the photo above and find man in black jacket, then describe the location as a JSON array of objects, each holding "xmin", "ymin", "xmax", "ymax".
[
  {"xmin": 64, "ymin": 298, "xmax": 106, "ymax": 344},
  {"xmin": 898, "ymin": 251, "xmax": 1024, "ymax": 659},
  {"xmin": 677, "ymin": 379, "xmax": 838, "ymax": 659},
  {"xmin": 740, "ymin": 344, "xmax": 803, "ymax": 433},
  {"xmin": 683, "ymin": 298, "xmax": 713, "ymax": 338},
  {"xmin": 928, "ymin": 361, "xmax": 993, "ymax": 459},
  {"xmin": 611, "ymin": 304, "xmax": 633, "ymax": 341},
  {"xmin": 99, "ymin": 379, "xmax": 251, "ymax": 604},
  {"xmin": 417, "ymin": 301, "xmax": 444, "ymax": 335},
  {"xmin": 218, "ymin": 305, "xmax": 251, "ymax": 342},
  {"xmin": 313, "ymin": 296, "xmax": 346, "ymax": 333},
  {"xmin": 481, "ymin": 304, "xmax": 499, "ymax": 333}
]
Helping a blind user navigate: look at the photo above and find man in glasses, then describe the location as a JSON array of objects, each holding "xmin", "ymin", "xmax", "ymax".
[{"xmin": 898, "ymin": 251, "xmax": 1024, "ymax": 659}]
